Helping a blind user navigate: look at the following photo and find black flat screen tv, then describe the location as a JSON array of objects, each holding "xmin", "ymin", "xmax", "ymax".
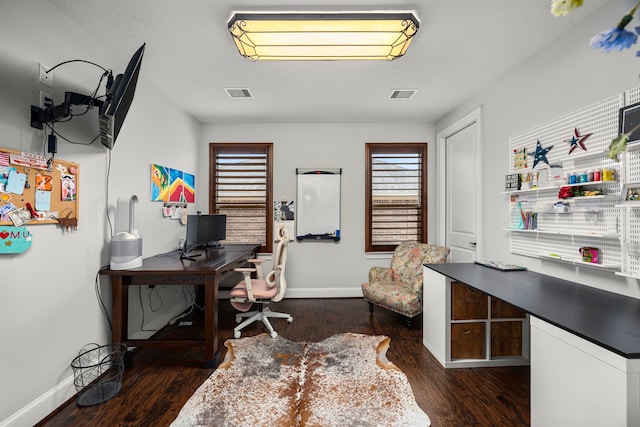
[
  {"xmin": 99, "ymin": 43, "xmax": 145, "ymax": 149},
  {"xmin": 181, "ymin": 214, "xmax": 227, "ymax": 260}
]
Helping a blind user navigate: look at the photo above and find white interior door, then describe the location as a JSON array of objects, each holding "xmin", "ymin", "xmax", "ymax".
[{"xmin": 437, "ymin": 108, "xmax": 482, "ymax": 263}]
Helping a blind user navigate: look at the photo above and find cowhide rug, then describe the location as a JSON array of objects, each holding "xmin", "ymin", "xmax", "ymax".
[{"xmin": 170, "ymin": 333, "xmax": 430, "ymax": 427}]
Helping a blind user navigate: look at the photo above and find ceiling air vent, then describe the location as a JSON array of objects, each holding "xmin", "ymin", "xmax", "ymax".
[
  {"xmin": 389, "ymin": 89, "xmax": 417, "ymax": 100},
  {"xmin": 225, "ymin": 88, "xmax": 253, "ymax": 99}
]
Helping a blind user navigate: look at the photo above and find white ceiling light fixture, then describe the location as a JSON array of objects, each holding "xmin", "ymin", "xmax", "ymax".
[{"xmin": 227, "ymin": 11, "xmax": 419, "ymax": 61}]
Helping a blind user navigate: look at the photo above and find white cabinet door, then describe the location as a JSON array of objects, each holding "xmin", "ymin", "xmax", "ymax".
[{"xmin": 530, "ymin": 317, "xmax": 640, "ymax": 427}]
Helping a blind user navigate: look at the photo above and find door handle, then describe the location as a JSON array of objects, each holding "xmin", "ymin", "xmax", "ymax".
[{"xmin": 468, "ymin": 242, "xmax": 477, "ymax": 246}]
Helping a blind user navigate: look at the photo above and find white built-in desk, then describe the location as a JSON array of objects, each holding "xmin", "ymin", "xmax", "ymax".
[{"xmin": 424, "ymin": 263, "xmax": 640, "ymax": 427}]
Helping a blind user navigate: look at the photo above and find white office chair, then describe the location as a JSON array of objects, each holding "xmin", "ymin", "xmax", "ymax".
[{"xmin": 229, "ymin": 227, "xmax": 293, "ymax": 338}]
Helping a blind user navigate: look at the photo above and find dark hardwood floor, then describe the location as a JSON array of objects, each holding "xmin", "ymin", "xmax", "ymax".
[{"xmin": 37, "ymin": 298, "xmax": 529, "ymax": 426}]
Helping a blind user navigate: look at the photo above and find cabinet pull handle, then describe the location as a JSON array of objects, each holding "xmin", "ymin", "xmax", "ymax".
[{"xmin": 462, "ymin": 328, "xmax": 472, "ymax": 334}]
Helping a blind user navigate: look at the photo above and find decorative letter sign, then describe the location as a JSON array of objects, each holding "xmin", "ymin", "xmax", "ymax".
[{"xmin": 0, "ymin": 226, "xmax": 32, "ymax": 254}]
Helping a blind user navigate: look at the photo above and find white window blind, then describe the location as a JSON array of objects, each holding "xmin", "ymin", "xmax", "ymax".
[
  {"xmin": 366, "ymin": 144, "xmax": 427, "ymax": 251},
  {"xmin": 212, "ymin": 145, "xmax": 271, "ymax": 248}
]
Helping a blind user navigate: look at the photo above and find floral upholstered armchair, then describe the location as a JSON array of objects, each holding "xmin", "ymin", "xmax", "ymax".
[{"xmin": 361, "ymin": 242, "xmax": 450, "ymax": 328}]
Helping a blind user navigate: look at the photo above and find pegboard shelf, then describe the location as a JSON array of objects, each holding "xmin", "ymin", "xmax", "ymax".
[
  {"xmin": 561, "ymin": 150, "xmax": 609, "ymax": 163},
  {"xmin": 537, "ymin": 209, "xmax": 603, "ymax": 215},
  {"xmin": 565, "ymin": 194, "xmax": 618, "ymax": 201},
  {"xmin": 504, "ymin": 228, "xmax": 618, "ymax": 238},
  {"xmin": 615, "ymin": 272, "xmax": 640, "ymax": 279},
  {"xmin": 503, "ymin": 186, "xmax": 562, "ymax": 195},
  {"xmin": 539, "ymin": 254, "xmax": 620, "ymax": 270},
  {"xmin": 504, "ymin": 184, "xmax": 616, "ymax": 197},
  {"xmin": 565, "ymin": 180, "xmax": 616, "ymax": 188}
]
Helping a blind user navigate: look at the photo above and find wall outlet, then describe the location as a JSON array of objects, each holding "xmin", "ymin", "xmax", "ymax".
[
  {"xmin": 39, "ymin": 90, "xmax": 52, "ymax": 109},
  {"xmin": 38, "ymin": 63, "xmax": 53, "ymax": 87}
]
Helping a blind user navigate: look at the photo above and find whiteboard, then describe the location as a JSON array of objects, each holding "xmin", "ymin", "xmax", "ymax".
[{"xmin": 296, "ymin": 169, "xmax": 341, "ymax": 240}]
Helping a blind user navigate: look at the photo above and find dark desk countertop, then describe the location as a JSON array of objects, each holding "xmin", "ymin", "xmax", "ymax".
[
  {"xmin": 101, "ymin": 243, "xmax": 260, "ymax": 275},
  {"xmin": 425, "ymin": 263, "xmax": 640, "ymax": 359}
]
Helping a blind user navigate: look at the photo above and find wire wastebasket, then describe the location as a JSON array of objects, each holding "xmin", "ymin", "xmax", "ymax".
[{"xmin": 70, "ymin": 343, "xmax": 127, "ymax": 407}]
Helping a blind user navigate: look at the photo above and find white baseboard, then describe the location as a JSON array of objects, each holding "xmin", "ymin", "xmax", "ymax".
[
  {"xmin": 1, "ymin": 375, "xmax": 75, "ymax": 427},
  {"xmin": 221, "ymin": 287, "xmax": 364, "ymax": 299},
  {"xmin": 285, "ymin": 287, "xmax": 364, "ymax": 298}
]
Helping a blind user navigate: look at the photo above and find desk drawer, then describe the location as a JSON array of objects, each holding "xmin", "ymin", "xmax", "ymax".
[
  {"xmin": 491, "ymin": 321, "xmax": 523, "ymax": 357},
  {"xmin": 451, "ymin": 322, "xmax": 486, "ymax": 359},
  {"xmin": 492, "ymin": 298, "xmax": 526, "ymax": 319},
  {"xmin": 452, "ymin": 282, "xmax": 488, "ymax": 320}
]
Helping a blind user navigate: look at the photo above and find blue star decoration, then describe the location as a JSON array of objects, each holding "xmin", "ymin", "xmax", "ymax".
[
  {"xmin": 564, "ymin": 127, "xmax": 592, "ymax": 155},
  {"xmin": 528, "ymin": 140, "xmax": 553, "ymax": 168}
]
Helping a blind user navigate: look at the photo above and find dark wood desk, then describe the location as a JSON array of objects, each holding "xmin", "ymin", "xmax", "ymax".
[{"xmin": 101, "ymin": 244, "xmax": 259, "ymax": 368}]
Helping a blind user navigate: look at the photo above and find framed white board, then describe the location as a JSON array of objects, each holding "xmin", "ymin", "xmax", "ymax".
[{"xmin": 296, "ymin": 168, "xmax": 341, "ymax": 241}]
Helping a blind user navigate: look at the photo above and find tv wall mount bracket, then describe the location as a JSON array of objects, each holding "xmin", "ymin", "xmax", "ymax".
[{"xmin": 29, "ymin": 59, "xmax": 112, "ymax": 130}]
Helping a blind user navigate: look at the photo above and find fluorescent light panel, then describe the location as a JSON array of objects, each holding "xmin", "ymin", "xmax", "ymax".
[{"xmin": 227, "ymin": 12, "xmax": 419, "ymax": 61}]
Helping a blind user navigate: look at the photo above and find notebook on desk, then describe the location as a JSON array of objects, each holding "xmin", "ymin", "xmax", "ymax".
[{"xmin": 474, "ymin": 260, "xmax": 528, "ymax": 271}]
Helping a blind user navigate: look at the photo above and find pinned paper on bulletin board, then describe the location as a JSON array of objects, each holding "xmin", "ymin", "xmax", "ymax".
[
  {"xmin": 0, "ymin": 147, "xmax": 79, "ymax": 226},
  {"xmin": 6, "ymin": 170, "xmax": 26, "ymax": 194}
]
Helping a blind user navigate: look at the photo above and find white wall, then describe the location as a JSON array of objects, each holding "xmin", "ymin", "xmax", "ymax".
[
  {"xmin": 438, "ymin": 1, "xmax": 640, "ymax": 298},
  {"xmin": 200, "ymin": 123, "xmax": 436, "ymax": 297},
  {"xmin": 0, "ymin": 2, "xmax": 201, "ymax": 425}
]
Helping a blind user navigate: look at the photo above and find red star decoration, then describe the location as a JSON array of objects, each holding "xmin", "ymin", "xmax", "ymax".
[{"xmin": 564, "ymin": 127, "xmax": 592, "ymax": 155}]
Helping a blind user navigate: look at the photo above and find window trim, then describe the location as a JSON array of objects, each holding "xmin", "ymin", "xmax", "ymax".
[
  {"xmin": 365, "ymin": 142, "xmax": 428, "ymax": 252},
  {"xmin": 209, "ymin": 143, "xmax": 273, "ymax": 253}
]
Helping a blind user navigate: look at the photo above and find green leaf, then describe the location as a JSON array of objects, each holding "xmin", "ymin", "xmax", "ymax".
[{"xmin": 608, "ymin": 133, "xmax": 629, "ymax": 161}]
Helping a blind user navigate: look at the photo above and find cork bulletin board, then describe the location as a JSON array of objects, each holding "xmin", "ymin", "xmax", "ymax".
[{"xmin": 0, "ymin": 147, "xmax": 79, "ymax": 226}]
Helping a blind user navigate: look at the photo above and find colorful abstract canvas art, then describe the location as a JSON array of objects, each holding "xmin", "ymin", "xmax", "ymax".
[{"xmin": 151, "ymin": 164, "xmax": 195, "ymax": 203}]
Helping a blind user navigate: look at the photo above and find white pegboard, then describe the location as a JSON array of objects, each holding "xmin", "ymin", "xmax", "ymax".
[
  {"xmin": 621, "ymin": 87, "xmax": 640, "ymax": 185},
  {"xmin": 625, "ymin": 86, "xmax": 640, "ymax": 105},
  {"xmin": 620, "ymin": 206, "xmax": 640, "ymax": 276},
  {"xmin": 509, "ymin": 93, "xmax": 623, "ymax": 174},
  {"xmin": 623, "ymin": 143, "xmax": 640, "ymax": 184},
  {"xmin": 507, "ymin": 91, "xmax": 627, "ymax": 271}
]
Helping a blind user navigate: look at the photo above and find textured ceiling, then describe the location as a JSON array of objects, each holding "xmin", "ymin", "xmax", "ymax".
[{"xmin": 50, "ymin": 0, "xmax": 610, "ymax": 124}]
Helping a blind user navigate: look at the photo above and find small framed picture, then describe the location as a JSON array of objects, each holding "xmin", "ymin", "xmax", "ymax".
[
  {"xmin": 621, "ymin": 182, "xmax": 640, "ymax": 204},
  {"xmin": 504, "ymin": 173, "xmax": 521, "ymax": 191},
  {"xmin": 619, "ymin": 102, "xmax": 640, "ymax": 145}
]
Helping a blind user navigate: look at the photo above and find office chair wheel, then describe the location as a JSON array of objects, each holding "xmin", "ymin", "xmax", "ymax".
[
  {"xmin": 270, "ymin": 331, "xmax": 278, "ymax": 338},
  {"xmin": 235, "ymin": 315, "xmax": 242, "ymax": 323},
  {"xmin": 234, "ymin": 330, "xmax": 241, "ymax": 338}
]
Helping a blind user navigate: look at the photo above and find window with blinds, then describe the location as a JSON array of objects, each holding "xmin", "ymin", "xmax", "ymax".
[
  {"xmin": 209, "ymin": 143, "xmax": 273, "ymax": 253},
  {"xmin": 365, "ymin": 143, "xmax": 428, "ymax": 252}
]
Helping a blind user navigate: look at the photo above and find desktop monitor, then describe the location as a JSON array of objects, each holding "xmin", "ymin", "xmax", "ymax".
[
  {"xmin": 183, "ymin": 215, "xmax": 200, "ymax": 255},
  {"xmin": 196, "ymin": 214, "xmax": 227, "ymax": 247},
  {"xmin": 181, "ymin": 214, "xmax": 227, "ymax": 259},
  {"xmin": 99, "ymin": 43, "xmax": 146, "ymax": 149}
]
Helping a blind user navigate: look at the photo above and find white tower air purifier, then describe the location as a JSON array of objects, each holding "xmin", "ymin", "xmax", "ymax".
[{"xmin": 110, "ymin": 195, "xmax": 143, "ymax": 270}]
